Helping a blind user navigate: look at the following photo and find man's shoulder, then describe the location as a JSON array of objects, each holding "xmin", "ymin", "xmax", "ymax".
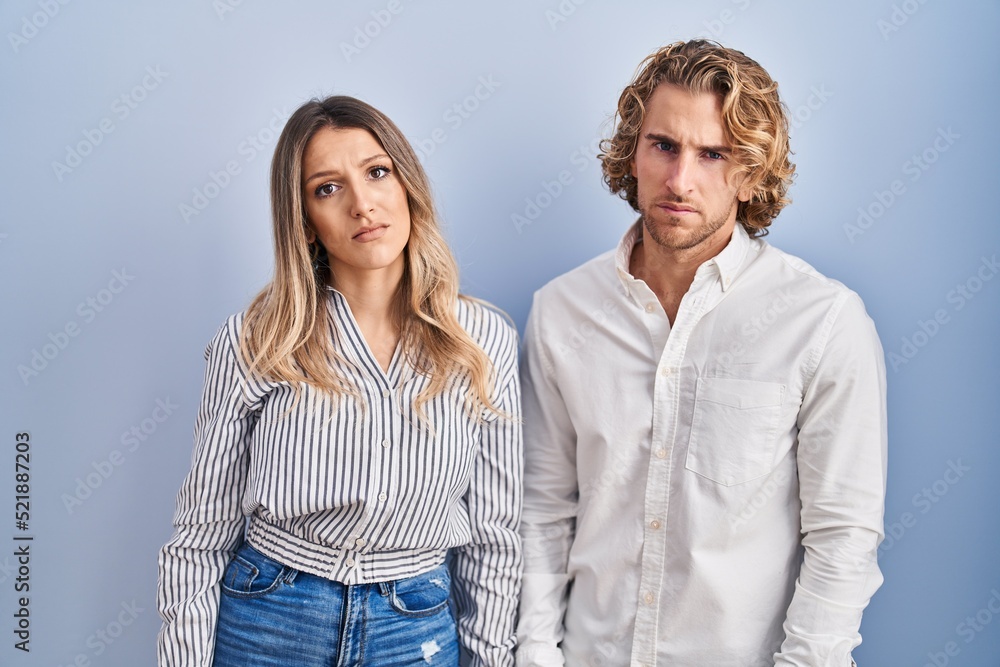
[
  {"xmin": 753, "ymin": 242, "xmax": 874, "ymax": 331},
  {"xmin": 756, "ymin": 242, "xmax": 857, "ymax": 299}
]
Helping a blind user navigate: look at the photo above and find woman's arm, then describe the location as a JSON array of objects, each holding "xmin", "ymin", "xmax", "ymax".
[
  {"xmin": 157, "ymin": 315, "xmax": 261, "ymax": 667},
  {"xmin": 450, "ymin": 319, "xmax": 524, "ymax": 667}
]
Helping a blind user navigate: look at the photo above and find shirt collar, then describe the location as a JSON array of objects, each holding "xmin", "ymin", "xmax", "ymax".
[
  {"xmin": 710, "ymin": 223, "xmax": 751, "ymax": 292},
  {"xmin": 614, "ymin": 219, "xmax": 752, "ymax": 295},
  {"xmin": 614, "ymin": 221, "xmax": 643, "ymax": 296}
]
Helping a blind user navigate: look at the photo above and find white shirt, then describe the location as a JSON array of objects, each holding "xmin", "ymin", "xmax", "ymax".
[
  {"xmin": 516, "ymin": 222, "xmax": 887, "ymax": 667},
  {"xmin": 158, "ymin": 290, "xmax": 522, "ymax": 667}
]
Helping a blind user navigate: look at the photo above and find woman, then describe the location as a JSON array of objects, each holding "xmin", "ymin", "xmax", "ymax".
[{"xmin": 156, "ymin": 96, "xmax": 522, "ymax": 666}]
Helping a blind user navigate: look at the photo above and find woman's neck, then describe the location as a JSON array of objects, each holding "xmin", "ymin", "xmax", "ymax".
[{"xmin": 329, "ymin": 263, "xmax": 405, "ymax": 372}]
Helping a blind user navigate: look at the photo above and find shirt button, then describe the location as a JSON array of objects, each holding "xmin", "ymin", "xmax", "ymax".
[
  {"xmin": 381, "ymin": 439, "xmax": 390, "ymax": 448},
  {"xmin": 382, "ymin": 388, "xmax": 390, "ymax": 398},
  {"xmin": 355, "ymin": 538, "xmax": 367, "ymax": 548},
  {"xmin": 650, "ymin": 520, "xmax": 661, "ymax": 530},
  {"xmin": 377, "ymin": 492, "xmax": 387, "ymax": 502},
  {"xmin": 644, "ymin": 591, "xmax": 655, "ymax": 605},
  {"xmin": 644, "ymin": 303, "xmax": 656, "ymax": 313},
  {"xmin": 659, "ymin": 366, "xmax": 672, "ymax": 377},
  {"xmin": 345, "ymin": 558, "xmax": 356, "ymax": 567},
  {"xmin": 655, "ymin": 449, "xmax": 667, "ymax": 459}
]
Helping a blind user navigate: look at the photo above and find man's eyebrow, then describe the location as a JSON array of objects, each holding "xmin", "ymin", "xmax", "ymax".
[
  {"xmin": 644, "ymin": 133, "xmax": 732, "ymax": 155},
  {"xmin": 303, "ymin": 153, "xmax": 392, "ymax": 185}
]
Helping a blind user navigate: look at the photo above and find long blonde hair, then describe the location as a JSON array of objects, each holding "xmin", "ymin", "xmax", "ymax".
[{"xmin": 240, "ymin": 96, "xmax": 498, "ymax": 418}]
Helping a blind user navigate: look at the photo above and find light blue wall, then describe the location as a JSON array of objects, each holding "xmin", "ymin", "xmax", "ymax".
[{"xmin": 2, "ymin": 1, "xmax": 998, "ymax": 665}]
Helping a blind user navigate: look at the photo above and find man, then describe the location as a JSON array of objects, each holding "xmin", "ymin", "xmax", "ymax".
[{"xmin": 516, "ymin": 40, "xmax": 887, "ymax": 666}]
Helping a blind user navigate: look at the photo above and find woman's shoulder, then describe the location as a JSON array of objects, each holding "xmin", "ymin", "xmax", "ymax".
[
  {"xmin": 202, "ymin": 310, "xmax": 248, "ymax": 361},
  {"xmin": 455, "ymin": 295, "xmax": 518, "ymax": 356}
]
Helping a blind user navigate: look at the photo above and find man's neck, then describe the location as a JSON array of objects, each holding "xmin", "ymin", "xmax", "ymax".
[{"xmin": 629, "ymin": 225, "xmax": 733, "ymax": 324}]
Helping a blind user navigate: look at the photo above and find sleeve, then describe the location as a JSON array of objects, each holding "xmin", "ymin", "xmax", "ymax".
[
  {"xmin": 451, "ymin": 321, "xmax": 524, "ymax": 667},
  {"xmin": 156, "ymin": 317, "xmax": 261, "ymax": 667},
  {"xmin": 515, "ymin": 297, "xmax": 579, "ymax": 667},
  {"xmin": 774, "ymin": 292, "xmax": 888, "ymax": 666}
]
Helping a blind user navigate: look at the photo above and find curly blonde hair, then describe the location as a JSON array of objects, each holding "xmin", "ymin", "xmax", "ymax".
[{"xmin": 600, "ymin": 40, "xmax": 795, "ymax": 237}]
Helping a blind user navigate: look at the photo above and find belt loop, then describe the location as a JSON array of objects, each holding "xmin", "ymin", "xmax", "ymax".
[{"xmin": 377, "ymin": 580, "xmax": 391, "ymax": 597}]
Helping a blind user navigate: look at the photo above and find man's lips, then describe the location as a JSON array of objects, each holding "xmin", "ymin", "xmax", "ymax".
[
  {"xmin": 658, "ymin": 202, "xmax": 697, "ymax": 214},
  {"xmin": 352, "ymin": 225, "xmax": 388, "ymax": 242}
]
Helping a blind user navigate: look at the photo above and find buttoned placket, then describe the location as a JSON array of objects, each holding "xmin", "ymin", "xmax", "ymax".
[
  {"xmin": 329, "ymin": 289, "xmax": 404, "ymax": 583},
  {"xmin": 340, "ymin": 380, "xmax": 402, "ymax": 582},
  {"xmin": 366, "ymin": 359, "xmax": 406, "ymax": 568},
  {"xmin": 629, "ymin": 265, "xmax": 718, "ymax": 667}
]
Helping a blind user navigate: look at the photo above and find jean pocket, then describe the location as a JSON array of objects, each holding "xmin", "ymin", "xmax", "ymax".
[
  {"xmin": 386, "ymin": 564, "xmax": 451, "ymax": 618},
  {"xmin": 219, "ymin": 543, "xmax": 294, "ymax": 599},
  {"xmin": 685, "ymin": 377, "xmax": 785, "ymax": 486}
]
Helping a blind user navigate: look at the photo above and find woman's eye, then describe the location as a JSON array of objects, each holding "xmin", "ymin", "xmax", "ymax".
[
  {"xmin": 315, "ymin": 183, "xmax": 338, "ymax": 197},
  {"xmin": 370, "ymin": 166, "xmax": 391, "ymax": 179}
]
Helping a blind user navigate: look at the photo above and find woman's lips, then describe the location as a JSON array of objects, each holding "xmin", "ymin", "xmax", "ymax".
[{"xmin": 353, "ymin": 225, "xmax": 388, "ymax": 242}]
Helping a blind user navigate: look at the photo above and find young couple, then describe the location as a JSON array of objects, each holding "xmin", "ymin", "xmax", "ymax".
[{"xmin": 157, "ymin": 40, "xmax": 887, "ymax": 667}]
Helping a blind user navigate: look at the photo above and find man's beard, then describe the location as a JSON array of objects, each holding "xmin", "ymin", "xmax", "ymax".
[{"xmin": 639, "ymin": 197, "xmax": 736, "ymax": 251}]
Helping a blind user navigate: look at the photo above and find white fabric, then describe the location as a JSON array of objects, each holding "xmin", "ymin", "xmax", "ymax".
[{"xmin": 516, "ymin": 222, "xmax": 887, "ymax": 667}]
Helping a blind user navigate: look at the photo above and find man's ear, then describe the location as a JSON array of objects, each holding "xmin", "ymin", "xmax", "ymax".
[{"xmin": 737, "ymin": 173, "xmax": 754, "ymax": 203}]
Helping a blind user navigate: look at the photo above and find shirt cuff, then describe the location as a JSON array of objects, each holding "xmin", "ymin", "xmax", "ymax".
[{"xmin": 515, "ymin": 642, "xmax": 566, "ymax": 667}]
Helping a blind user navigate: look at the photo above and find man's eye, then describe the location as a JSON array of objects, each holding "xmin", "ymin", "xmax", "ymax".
[
  {"xmin": 706, "ymin": 151, "xmax": 723, "ymax": 160},
  {"xmin": 655, "ymin": 142, "xmax": 674, "ymax": 152}
]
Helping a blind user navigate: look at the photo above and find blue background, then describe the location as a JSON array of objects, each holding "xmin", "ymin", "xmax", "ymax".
[{"xmin": 1, "ymin": 1, "xmax": 998, "ymax": 665}]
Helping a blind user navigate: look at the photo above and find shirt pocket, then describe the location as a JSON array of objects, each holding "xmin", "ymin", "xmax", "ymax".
[{"xmin": 685, "ymin": 377, "xmax": 785, "ymax": 486}]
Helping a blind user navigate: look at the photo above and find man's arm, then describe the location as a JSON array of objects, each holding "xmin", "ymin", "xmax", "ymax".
[
  {"xmin": 775, "ymin": 292, "xmax": 888, "ymax": 666},
  {"xmin": 516, "ymin": 298, "xmax": 579, "ymax": 667}
]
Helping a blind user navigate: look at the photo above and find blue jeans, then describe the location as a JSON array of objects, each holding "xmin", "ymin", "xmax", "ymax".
[{"xmin": 212, "ymin": 542, "xmax": 459, "ymax": 666}]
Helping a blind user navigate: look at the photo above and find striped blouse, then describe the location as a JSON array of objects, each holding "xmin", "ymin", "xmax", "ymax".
[{"xmin": 156, "ymin": 289, "xmax": 523, "ymax": 666}]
